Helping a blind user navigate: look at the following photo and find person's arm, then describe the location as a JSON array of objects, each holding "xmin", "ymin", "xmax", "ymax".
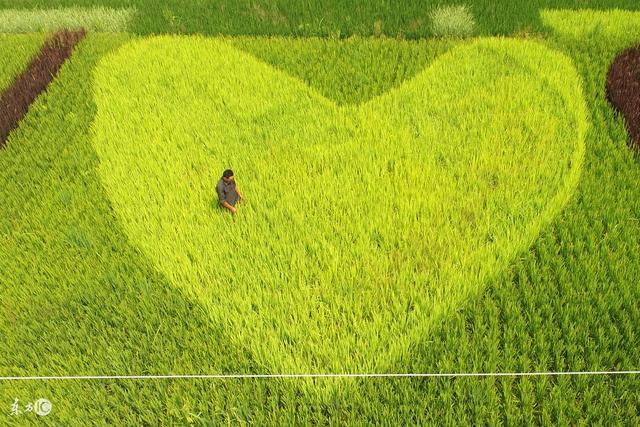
[{"xmin": 221, "ymin": 200, "xmax": 237, "ymax": 214}]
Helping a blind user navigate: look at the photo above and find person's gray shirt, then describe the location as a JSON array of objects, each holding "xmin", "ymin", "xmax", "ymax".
[{"xmin": 216, "ymin": 178, "xmax": 239, "ymax": 207}]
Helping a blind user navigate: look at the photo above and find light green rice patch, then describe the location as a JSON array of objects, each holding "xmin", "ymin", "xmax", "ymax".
[
  {"xmin": 541, "ymin": 9, "xmax": 640, "ymax": 41},
  {"xmin": 0, "ymin": 33, "xmax": 46, "ymax": 91},
  {"xmin": 91, "ymin": 36, "xmax": 587, "ymax": 374},
  {"xmin": 0, "ymin": 7, "xmax": 135, "ymax": 33},
  {"xmin": 429, "ymin": 4, "xmax": 476, "ymax": 38}
]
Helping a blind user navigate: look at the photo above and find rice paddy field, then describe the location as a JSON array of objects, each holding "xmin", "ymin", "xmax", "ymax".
[{"xmin": 0, "ymin": 2, "xmax": 639, "ymax": 425}]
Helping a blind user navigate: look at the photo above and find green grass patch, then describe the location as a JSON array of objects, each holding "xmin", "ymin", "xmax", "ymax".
[
  {"xmin": 0, "ymin": 33, "xmax": 46, "ymax": 91},
  {"xmin": 0, "ymin": 7, "xmax": 134, "ymax": 32}
]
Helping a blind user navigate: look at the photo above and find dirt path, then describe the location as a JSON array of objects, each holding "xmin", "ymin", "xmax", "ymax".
[
  {"xmin": 0, "ymin": 29, "xmax": 86, "ymax": 148},
  {"xmin": 606, "ymin": 46, "xmax": 640, "ymax": 151}
]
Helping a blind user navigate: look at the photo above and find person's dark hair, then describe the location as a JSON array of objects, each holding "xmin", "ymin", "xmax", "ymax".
[{"xmin": 222, "ymin": 169, "xmax": 233, "ymax": 178}]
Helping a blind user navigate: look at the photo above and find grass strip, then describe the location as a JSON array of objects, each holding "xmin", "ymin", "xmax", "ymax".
[{"xmin": 0, "ymin": 7, "xmax": 134, "ymax": 33}]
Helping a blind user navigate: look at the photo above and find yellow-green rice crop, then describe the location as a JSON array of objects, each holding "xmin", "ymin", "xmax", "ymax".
[{"xmin": 91, "ymin": 36, "xmax": 588, "ymax": 374}]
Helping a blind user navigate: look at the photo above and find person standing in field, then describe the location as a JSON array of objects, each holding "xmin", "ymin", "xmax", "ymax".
[{"xmin": 216, "ymin": 169, "xmax": 244, "ymax": 214}]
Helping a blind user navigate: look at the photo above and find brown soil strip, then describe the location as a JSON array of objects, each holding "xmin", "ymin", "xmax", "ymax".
[
  {"xmin": 0, "ymin": 29, "xmax": 86, "ymax": 148},
  {"xmin": 606, "ymin": 46, "xmax": 640, "ymax": 151}
]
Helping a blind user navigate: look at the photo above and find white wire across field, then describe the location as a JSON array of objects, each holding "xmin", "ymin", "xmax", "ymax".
[{"xmin": 1, "ymin": 371, "xmax": 638, "ymax": 381}]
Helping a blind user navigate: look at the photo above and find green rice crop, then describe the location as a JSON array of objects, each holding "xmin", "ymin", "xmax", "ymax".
[
  {"xmin": 0, "ymin": 7, "xmax": 639, "ymax": 424},
  {"xmin": 541, "ymin": 8, "xmax": 640, "ymax": 40},
  {"xmin": 0, "ymin": 33, "xmax": 46, "ymax": 91},
  {"xmin": 0, "ymin": 1, "xmax": 639, "ymax": 37},
  {"xmin": 0, "ymin": 7, "xmax": 134, "ymax": 33},
  {"xmin": 0, "ymin": 34, "xmax": 478, "ymax": 424},
  {"xmin": 226, "ymin": 35, "xmax": 462, "ymax": 106},
  {"xmin": 91, "ymin": 35, "xmax": 587, "ymax": 375}
]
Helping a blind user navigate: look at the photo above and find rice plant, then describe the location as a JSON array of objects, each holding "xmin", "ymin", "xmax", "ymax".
[{"xmin": 429, "ymin": 4, "xmax": 476, "ymax": 37}]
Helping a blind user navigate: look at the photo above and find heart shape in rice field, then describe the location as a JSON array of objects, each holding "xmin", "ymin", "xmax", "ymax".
[{"xmin": 91, "ymin": 36, "xmax": 587, "ymax": 373}]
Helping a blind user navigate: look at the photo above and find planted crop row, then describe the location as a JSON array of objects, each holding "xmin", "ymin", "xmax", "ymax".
[{"xmin": 1, "ymin": 1, "xmax": 640, "ymax": 37}]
